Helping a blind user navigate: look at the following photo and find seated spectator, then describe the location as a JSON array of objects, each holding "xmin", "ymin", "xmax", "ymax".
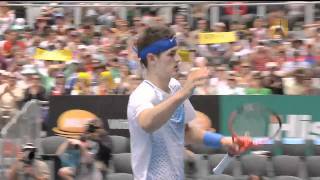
[
  {"xmin": 0, "ymin": 72, "xmax": 24, "ymax": 129},
  {"xmin": 7, "ymin": 143, "xmax": 50, "ymax": 180},
  {"xmin": 82, "ymin": 118, "xmax": 112, "ymax": 179},
  {"xmin": 245, "ymin": 72, "xmax": 272, "ymax": 95},
  {"xmin": 194, "ymin": 80, "xmax": 216, "ymax": 95},
  {"xmin": 217, "ymin": 71, "xmax": 245, "ymax": 95},
  {"xmin": 92, "ymin": 71, "xmax": 113, "ymax": 95},
  {"xmin": 2, "ymin": 29, "xmax": 26, "ymax": 58},
  {"xmin": 262, "ymin": 62, "xmax": 284, "ymax": 94},
  {"xmin": 237, "ymin": 61, "xmax": 252, "ymax": 88},
  {"xmin": 71, "ymin": 72, "xmax": 92, "ymax": 95},
  {"xmin": 51, "ymin": 72, "xmax": 68, "ymax": 96},
  {"xmin": 56, "ymin": 138, "xmax": 90, "ymax": 180},
  {"xmin": 22, "ymin": 74, "xmax": 48, "ymax": 104}
]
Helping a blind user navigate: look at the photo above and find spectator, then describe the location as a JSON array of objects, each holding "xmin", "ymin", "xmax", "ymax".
[
  {"xmin": 245, "ymin": 72, "xmax": 272, "ymax": 95},
  {"xmin": 262, "ymin": 62, "xmax": 284, "ymax": 94},
  {"xmin": 0, "ymin": 1, "xmax": 15, "ymax": 40},
  {"xmin": 2, "ymin": 29, "xmax": 26, "ymax": 58},
  {"xmin": 56, "ymin": 138, "xmax": 90, "ymax": 180},
  {"xmin": 250, "ymin": 18, "xmax": 268, "ymax": 41},
  {"xmin": 0, "ymin": 72, "xmax": 24, "ymax": 129},
  {"xmin": 92, "ymin": 71, "xmax": 113, "ymax": 95},
  {"xmin": 7, "ymin": 143, "xmax": 50, "ymax": 180},
  {"xmin": 217, "ymin": 71, "xmax": 246, "ymax": 95},
  {"xmin": 82, "ymin": 118, "xmax": 112, "ymax": 179},
  {"xmin": 22, "ymin": 74, "xmax": 48, "ymax": 103},
  {"xmin": 71, "ymin": 72, "xmax": 92, "ymax": 95},
  {"xmin": 51, "ymin": 72, "xmax": 68, "ymax": 96}
]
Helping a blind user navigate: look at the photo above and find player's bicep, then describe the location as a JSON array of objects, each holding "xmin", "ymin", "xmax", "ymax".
[
  {"xmin": 184, "ymin": 99, "xmax": 196, "ymax": 124},
  {"xmin": 135, "ymin": 102, "xmax": 154, "ymax": 131}
]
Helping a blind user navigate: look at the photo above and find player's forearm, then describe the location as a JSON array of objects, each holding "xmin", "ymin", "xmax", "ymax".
[
  {"xmin": 138, "ymin": 91, "xmax": 187, "ymax": 133},
  {"xmin": 185, "ymin": 124, "xmax": 232, "ymax": 149},
  {"xmin": 185, "ymin": 123, "xmax": 205, "ymax": 145}
]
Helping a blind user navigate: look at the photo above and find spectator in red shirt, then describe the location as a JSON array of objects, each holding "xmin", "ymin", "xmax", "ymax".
[{"xmin": 2, "ymin": 29, "xmax": 26, "ymax": 58}]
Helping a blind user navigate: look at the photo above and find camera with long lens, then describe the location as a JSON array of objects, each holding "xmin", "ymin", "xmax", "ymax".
[
  {"xmin": 79, "ymin": 120, "xmax": 100, "ymax": 143},
  {"xmin": 86, "ymin": 121, "xmax": 99, "ymax": 133},
  {"xmin": 21, "ymin": 143, "xmax": 37, "ymax": 165}
]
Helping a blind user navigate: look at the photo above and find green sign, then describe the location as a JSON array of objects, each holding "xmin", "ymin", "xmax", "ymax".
[{"xmin": 219, "ymin": 96, "xmax": 320, "ymax": 140}]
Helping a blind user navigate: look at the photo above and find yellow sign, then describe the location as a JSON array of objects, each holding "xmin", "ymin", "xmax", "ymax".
[
  {"xmin": 198, "ymin": 32, "xmax": 238, "ymax": 45},
  {"xmin": 177, "ymin": 49, "xmax": 191, "ymax": 62},
  {"xmin": 33, "ymin": 48, "xmax": 72, "ymax": 61}
]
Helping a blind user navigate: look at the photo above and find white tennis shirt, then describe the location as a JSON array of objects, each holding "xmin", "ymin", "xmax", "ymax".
[{"xmin": 127, "ymin": 78, "xmax": 196, "ymax": 180}]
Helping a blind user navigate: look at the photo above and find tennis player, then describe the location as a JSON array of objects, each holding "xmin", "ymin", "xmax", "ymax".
[{"xmin": 127, "ymin": 25, "xmax": 251, "ymax": 180}]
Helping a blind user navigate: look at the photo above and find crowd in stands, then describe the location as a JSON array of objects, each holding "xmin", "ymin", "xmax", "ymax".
[
  {"xmin": 0, "ymin": 2, "xmax": 320, "ymax": 122},
  {"xmin": 1, "ymin": 2, "xmax": 320, "ymax": 179}
]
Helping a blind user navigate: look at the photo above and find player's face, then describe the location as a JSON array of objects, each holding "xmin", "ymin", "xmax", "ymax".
[{"xmin": 156, "ymin": 47, "xmax": 179, "ymax": 78}]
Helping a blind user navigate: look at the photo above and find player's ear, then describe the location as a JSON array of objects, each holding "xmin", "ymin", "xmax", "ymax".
[{"xmin": 147, "ymin": 53, "xmax": 157, "ymax": 65}]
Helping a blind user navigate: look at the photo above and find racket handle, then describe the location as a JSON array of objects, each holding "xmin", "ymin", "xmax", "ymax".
[{"xmin": 212, "ymin": 153, "xmax": 234, "ymax": 175}]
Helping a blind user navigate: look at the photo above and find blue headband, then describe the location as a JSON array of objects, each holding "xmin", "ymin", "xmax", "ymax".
[{"xmin": 136, "ymin": 37, "xmax": 177, "ymax": 62}]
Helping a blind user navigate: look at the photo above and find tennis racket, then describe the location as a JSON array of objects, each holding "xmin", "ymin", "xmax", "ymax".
[{"xmin": 213, "ymin": 103, "xmax": 282, "ymax": 175}]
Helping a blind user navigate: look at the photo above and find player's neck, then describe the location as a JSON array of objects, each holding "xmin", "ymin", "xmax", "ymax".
[{"xmin": 146, "ymin": 72, "xmax": 171, "ymax": 93}]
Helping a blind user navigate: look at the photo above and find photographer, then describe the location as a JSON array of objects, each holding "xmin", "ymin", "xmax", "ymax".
[
  {"xmin": 7, "ymin": 143, "xmax": 50, "ymax": 180},
  {"xmin": 56, "ymin": 138, "xmax": 90, "ymax": 180},
  {"xmin": 81, "ymin": 119, "xmax": 112, "ymax": 180}
]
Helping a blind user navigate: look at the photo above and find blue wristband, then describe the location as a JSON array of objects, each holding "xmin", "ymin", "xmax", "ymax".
[{"xmin": 203, "ymin": 132, "xmax": 224, "ymax": 149}]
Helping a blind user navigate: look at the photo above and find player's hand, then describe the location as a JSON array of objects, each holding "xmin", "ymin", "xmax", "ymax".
[
  {"xmin": 229, "ymin": 136, "xmax": 253, "ymax": 155},
  {"xmin": 221, "ymin": 136, "xmax": 253, "ymax": 155},
  {"xmin": 179, "ymin": 67, "xmax": 210, "ymax": 98}
]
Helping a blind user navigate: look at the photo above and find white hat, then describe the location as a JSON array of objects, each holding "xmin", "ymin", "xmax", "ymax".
[
  {"xmin": 214, "ymin": 22, "xmax": 226, "ymax": 27},
  {"xmin": 66, "ymin": 59, "xmax": 80, "ymax": 65},
  {"xmin": 22, "ymin": 143, "xmax": 37, "ymax": 150},
  {"xmin": 11, "ymin": 18, "xmax": 26, "ymax": 30},
  {"xmin": 78, "ymin": 45, "xmax": 87, "ymax": 50},
  {"xmin": 266, "ymin": 62, "xmax": 278, "ymax": 68},
  {"xmin": 21, "ymin": 65, "xmax": 37, "ymax": 75}
]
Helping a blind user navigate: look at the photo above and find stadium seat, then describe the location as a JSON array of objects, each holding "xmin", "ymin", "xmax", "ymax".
[
  {"xmin": 112, "ymin": 153, "xmax": 132, "ymax": 174},
  {"xmin": 272, "ymin": 155, "xmax": 307, "ymax": 179},
  {"xmin": 312, "ymin": 139, "xmax": 320, "ymax": 155},
  {"xmin": 186, "ymin": 144, "xmax": 218, "ymax": 154},
  {"xmin": 110, "ymin": 135, "xmax": 130, "ymax": 154},
  {"xmin": 239, "ymin": 154, "xmax": 273, "ymax": 178},
  {"xmin": 107, "ymin": 173, "xmax": 134, "ymax": 180},
  {"xmin": 208, "ymin": 154, "xmax": 241, "ymax": 177},
  {"xmin": 41, "ymin": 136, "xmax": 67, "ymax": 180},
  {"xmin": 251, "ymin": 138, "xmax": 279, "ymax": 156},
  {"xmin": 273, "ymin": 176, "xmax": 303, "ymax": 180},
  {"xmin": 306, "ymin": 156, "xmax": 320, "ymax": 179},
  {"xmin": 281, "ymin": 138, "xmax": 307, "ymax": 156},
  {"xmin": 201, "ymin": 174, "xmax": 235, "ymax": 180},
  {"xmin": 41, "ymin": 136, "xmax": 67, "ymax": 154},
  {"xmin": 184, "ymin": 153, "xmax": 210, "ymax": 179}
]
